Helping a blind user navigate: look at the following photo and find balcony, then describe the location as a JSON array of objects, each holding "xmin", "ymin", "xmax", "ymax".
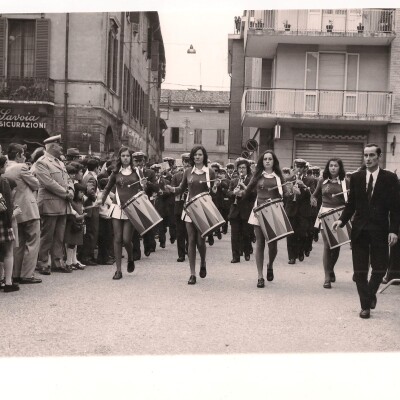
[
  {"xmin": 244, "ymin": 9, "xmax": 396, "ymax": 58},
  {"xmin": 0, "ymin": 77, "xmax": 55, "ymax": 103},
  {"xmin": 242, "ymin": 89, "xmax": 392, "ymax": 127}
]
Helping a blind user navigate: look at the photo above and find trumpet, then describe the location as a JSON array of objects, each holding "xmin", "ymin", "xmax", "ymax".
[{"xmin": 233, "ymin": 177, "xmax": 244, "ymax": 204}]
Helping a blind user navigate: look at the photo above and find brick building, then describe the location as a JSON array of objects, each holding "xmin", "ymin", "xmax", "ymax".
[
  {"xmin": 0, "ymin": 12, "xmax": 165, "ymax": 161},
  {"xmin": 228, "ymin": 9, "xmax": 400, "ymax": 171},
  {"xmin": 160, "ymin": 88, "xmax": 230, "ymax": 165}
]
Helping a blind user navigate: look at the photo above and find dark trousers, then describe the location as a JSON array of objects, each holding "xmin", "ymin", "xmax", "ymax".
[
  {"xmin": 143, "ymin": 229, "xmax": 156, "ymax": 253},
  {"xmin": 98, "ymin": 217, "xmax": 113, "ymax": 262},
  {"xmin": 132, "ymin": 230, "xmax": 141, "ymax": 259},
  {"xmin": 221, "ymin": 208, "xmax": 229, "ymax": 234},
  {"xmin": 352, "ymin": 229, "xmax": 388, "ymax": 310},
  {"xmin": 175, "ymin": 214, "xmax": 187, "ymax": 258},
  {"xmin": 230, "ymin": 218, "xmax": 252, "ymax": 259},
  {"xmin": 81, "ymin": 209, "xmax": 99, "ymax": 261},
  {"xmin": 157, "ymin": 217, "xmax": 167, "ymax": 245},
  {"xmin": 287, "ymin": 215, "xmax": 309, "ymax": 260},
  {"xmin": 167, "ymin": 211, "xmax": 176, "ymax": 241},
  {"xmin": 304, "ymin": 216, "xmax": 316, "ymax": 253},
  {"xmin": 387, "ymin": 240, "xmax": 400, "ymax": 280}
]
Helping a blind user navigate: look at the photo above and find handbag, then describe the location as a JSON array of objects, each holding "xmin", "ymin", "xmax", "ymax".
[{"xmin": 68, "ymin": 214, "xmax": 83, "ymax": 233}]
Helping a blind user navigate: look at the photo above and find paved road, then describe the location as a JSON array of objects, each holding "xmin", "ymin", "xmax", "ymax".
[{"xmin": 2, "ymin": 232, "xmax": 400, "ymax": 357}]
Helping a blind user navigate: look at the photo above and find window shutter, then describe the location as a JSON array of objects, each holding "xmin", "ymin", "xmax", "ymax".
[
  {"xmin": 143, "ymin": 92, "xmax": 149, "ymax": 127},
  {"xmin": 151, "ymin": 41, "xmax": 159, "ymax": 71},
  {"xmin": 35, "ymin": 19, "xmax": 50, "ymax": 79},
  {"xmin": 0, "ymin": 18, "xmax": 6, "ymax": 77}
]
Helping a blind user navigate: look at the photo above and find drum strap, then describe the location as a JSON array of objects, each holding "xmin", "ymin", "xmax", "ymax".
[
  {"xmin": 115, "ymin": 189, "xmax": 122, "ymax": 207},
  {"xmin": 341, "ymin": 180, "xmax": 348, "ymax": 202}
]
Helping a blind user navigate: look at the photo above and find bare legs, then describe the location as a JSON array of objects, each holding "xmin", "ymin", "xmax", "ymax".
[
  {"xmin": 254, "ymin": 226, "xmax": 277, "ymax": 280},
  {"xmin": 321, "ymin": 230, "xmax": 340, "ymax": 283},
  {"xmin": 112, "ymin": 219, "xmax": 134, "ymax": 272},
  {"xmin": 2, "ymin": 242, "xmax": 14, "ymax": 285},
  {"xmin": 185, "ymin": 222, "xmax": 206, "ymax": 277}
]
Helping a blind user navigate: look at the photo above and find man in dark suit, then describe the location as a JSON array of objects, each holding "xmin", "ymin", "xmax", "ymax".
[
  {"xmin": 227, "ymin": 158, "xmax": 255, "ymax": 263},
  {"xmin": 333, "ymin": 143, "xmax": 400, "ymax": 319}
]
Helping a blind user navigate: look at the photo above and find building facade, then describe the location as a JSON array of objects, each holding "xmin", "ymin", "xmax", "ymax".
[
  {"xmin": 0, "ymin": 12, "xmax": 165, "ymax": 162},
  {"xmin": 160, "ymin": 88, "xmax": 230, "ymax": 165},
  {"xmin": 229, "ymin": 9, "xmax": 399, "ymax": 171}
]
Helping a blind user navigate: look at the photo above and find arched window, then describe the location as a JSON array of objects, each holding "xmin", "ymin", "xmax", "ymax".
[{"xmin": 107, "ymin": 20, "xmax": 119, "ymax": 92}]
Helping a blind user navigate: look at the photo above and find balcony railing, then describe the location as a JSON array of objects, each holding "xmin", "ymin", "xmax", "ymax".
[
  {"xmin": 244, "ymin": 9, "xmax": 395, "ymax": 34},
  {"xmin": 0, "ymin": 77, "xmax": 55, "ymax": 102},
  {"xmin": 242, "ymin": 89, "xmax": 392, "ymax": 120}
]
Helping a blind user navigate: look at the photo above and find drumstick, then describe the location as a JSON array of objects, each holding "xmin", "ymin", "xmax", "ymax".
[
  {"xmin": 84, "ymin": 204, "xmax": 98, "ymax": 210},
  {"xmin": 127, "ymin": 180, "xmax": 143, "ymax": 188},
  {"xmin": 199, "ymin": 179, "xmax": 219, "ymax": 183},
  {"xmin": 331, "ymin": 189, "xmax": 350, "ymax": 198},
  {"xmin": 268, "ymin": 181, "xmax": 292, "ymax": 191}
]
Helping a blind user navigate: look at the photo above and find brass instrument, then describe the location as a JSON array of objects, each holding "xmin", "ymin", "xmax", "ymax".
[{"xmin": 234, "ymin": 176, "xmax": 244, "ymax": 205}]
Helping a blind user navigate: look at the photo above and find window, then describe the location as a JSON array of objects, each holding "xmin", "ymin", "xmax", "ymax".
[
  {"xmin": 194, "ymin": 129, "xmax": 202, "ymax": 144},
  {"xmin": 107, "ymin": 20, "xmax": 119, "ymax": 92},
  {"xmin": 170, "ymin": 127, "xmax": 183, "ymax": 144},
  {"xmin": 7, "ymin": 19, "xmax": 35, "ymax": 78},
  {"xmin": 173, "ymin": 108, "xmax": 180, "ymax": 111},
  {"xmin": 123, "ymin": 65, "xmax": 129, "ymax": 112},
  {"xmin": 216, "ymin": 129, "xmax": 225, "ymax": 146},
  {"xmin": 218, "ymin": 110, "xmax": 225, "ymax": 113}
]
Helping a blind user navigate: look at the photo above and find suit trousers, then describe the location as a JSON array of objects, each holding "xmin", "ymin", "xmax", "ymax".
[
  {"xmin": 230, "ymin": 218, "xmax": 252, "ymax": 259},
  {"xmin": 81, "ymin": 208, "xmax": 100, "ymax": 261},
  {"xmin": 132, "ymin": 230, "xmax": 141, "ymax": 259},
  {"xmin": 37, "ymin": 215, "xmax": 67, "ymax": 268},
  {"xmin": 287, "ymin": 215, "xmax": 309, "ymax": 259},
  {"xmin": 98, "ymin": 217, "xmax": 114, "ymax": 262},
  {"xmin": 13, "ymin": 219, "xmax": 40, "ymax": 278},
  {"xmin": 387, "ymin": 240, "xmax": 400, "ymax": 280},
  {"xmin": 352, "ymin": 229, "xmax": 388, "ymax": 310}
]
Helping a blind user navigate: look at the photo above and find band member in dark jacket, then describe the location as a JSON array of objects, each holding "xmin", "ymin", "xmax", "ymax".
[
  {"xmin": 171, "ymin": 154, "xmax": 190, "ymax": 262},
  {"xmin": 285, "ymin": 159, "xmax": 312, "ymax": 265},
  {"xmin": 227, "ymin": 158, "xmax": 255, "ymax": 263},
  {"xmin": 333, "ymin": 143, "xmax": 400, "ymax": 319}
]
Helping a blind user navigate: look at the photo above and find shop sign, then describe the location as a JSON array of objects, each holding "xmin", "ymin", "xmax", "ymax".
[{"xmin": 0, "ymin": 108, "xmax": 47, "ymax": 129}]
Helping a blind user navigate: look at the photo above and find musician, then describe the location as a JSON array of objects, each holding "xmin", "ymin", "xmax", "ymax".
[
  {"xmin": 152, "ymin": 163, "xmax": 168, "ymax": 248},
  {"xmin": 244, "ymin": 150, "xmax": 289, "ymax": 288},
  {"xmin": 101, "ymin": 147, "xmax": 147, "ymax": 280},
  {"xmin": 217, "ymin": 168, "xmax": 231, "ymax": 234},
  {"xmin": 226, "ymin": 163, "xmax": 236, "ymax": 180},
  {"xmin": 311, "ymin": 158, "xmax": 349, "ymax": 288},
  {"xmin": 209, "ymin": 162, "xmax": 222, "ymax": 242},
  {"xmin": 227, "ymin": 158, "xmax": 255, "ymax": 263},
  {"xmin": 132, "ymin": 151, "xmax": 159, "ymax": 258},
  {"xmin": 332, "ymin": 143, "xmax": 400, "ymax": 319},
  {"xmin": 285, "ymin": 159, "xmax": 312, "ymax": 265},
  {"xmin": 171, "ymin": 153, "xmax": 190, "ymax": 262},
  {"xmin": 165, "ymin": 145, "xmax": 217, "ymax": 285},
  {"xmin": 303, "ymin": 164, "xmax": 318, "ymax": 257}
]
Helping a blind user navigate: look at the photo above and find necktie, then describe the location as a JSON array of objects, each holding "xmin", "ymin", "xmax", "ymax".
[{"xmin": 367, "ymin": 174, "xmax": 373, "ymax": 202}]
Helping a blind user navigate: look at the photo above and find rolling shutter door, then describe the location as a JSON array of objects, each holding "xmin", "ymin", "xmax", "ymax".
[
  {"xmin": 0, "ymin": 18, "xmax": 6, "ymax": 77},
  {"xmin": 295, "ymin": 140, "xmax": 364, "ymax": 172}
]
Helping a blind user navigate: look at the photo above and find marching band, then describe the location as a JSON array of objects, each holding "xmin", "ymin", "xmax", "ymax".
[{"xmin": 1, "ymin": 140, "xmax": 400, "ymax": 319}]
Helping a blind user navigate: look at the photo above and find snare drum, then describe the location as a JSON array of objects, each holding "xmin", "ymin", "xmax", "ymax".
[
  {"xmin": 122, "ymin": 191, "xmax": 163, "ymax": 236},
  {"xmin": 184, "ymin": 192, "xmax": 226, "ymax": 238},
  {"xmin": 253, "ymin": 199, "xmax": 294, "ymax": 243},
  {"xmin": 319, "ymin": 206, "xmax": 352, "ymax": 249}
]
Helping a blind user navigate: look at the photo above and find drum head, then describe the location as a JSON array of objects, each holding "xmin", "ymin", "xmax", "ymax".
[
  {"xmin": 319, "ymin": 205, "xmax": 345, "ymax": 219},
  {"xmin": 123, "ymin": 190, "xmax": 145, "ymax": 209},
  {"xmin": 184, "ymin": 192, "xmax": 209, "ymax": 209},
  {"xmin": 253, "ymin": 198, "xmax": 282, "ymax": 213}
]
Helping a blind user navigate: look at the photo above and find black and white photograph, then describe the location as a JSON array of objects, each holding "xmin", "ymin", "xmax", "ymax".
[{"xmin": 1, "ymin": 0, "xmax": 399, "ymax": 398}]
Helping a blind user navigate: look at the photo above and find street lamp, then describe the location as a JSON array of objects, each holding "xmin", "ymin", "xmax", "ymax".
[{"xmin": 187, "ymin": 44, "xmax": 196, "ymax": 54}]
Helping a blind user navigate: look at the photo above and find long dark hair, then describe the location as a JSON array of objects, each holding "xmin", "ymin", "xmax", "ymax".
[
  {"xmin": 322, "ymin": 158, "xmax": 346, "ymax": 181},
  {"xmin": 189, "ymin": 145, "xmax": 208, "ymax": 167},
  {"xmin": 246, "ymin": 150, "xmax": 284, "ymax": 193},
  {"xmin": 114, "ymin": 146, "xmax": 134, "ymax": 172}
]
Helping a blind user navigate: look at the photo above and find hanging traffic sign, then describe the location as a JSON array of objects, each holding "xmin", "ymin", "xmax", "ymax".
[
  {"xmin": 241, "ymin": 150, "xmax": 250, "ymax": 159},
  {"xmin": 245, "ymin": 139, "xmax": 258, "ymax": 152}
]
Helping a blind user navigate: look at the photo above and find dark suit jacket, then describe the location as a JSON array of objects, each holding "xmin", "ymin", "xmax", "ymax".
[
  {"xmin": 340, "ymin": 169, "xmax": 400, "ymax": 242},
  {"xmin": 171, "ymin": 170, "xmax": 186, "ymax": 216},
  {"xmin": 227, "ymin": 175, "xmax": 255, "ymax": 220}
]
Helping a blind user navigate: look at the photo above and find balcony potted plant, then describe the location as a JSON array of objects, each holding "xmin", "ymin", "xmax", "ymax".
[
  {"xmin": 326, "ymin": 20, "xmax": 333, "ymax": 32},
  {"xmin": 357, "ymin": 22, "xmax": 364, "ymax": 33},
  {"xmin": 283, "ymin": 19, "xmax": 291, "ymax": 31}
]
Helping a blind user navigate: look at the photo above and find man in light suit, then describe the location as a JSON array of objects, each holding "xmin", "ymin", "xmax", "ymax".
[
  {"xmin": 333, "ymin": 143, "xmax": 400, "ymax": 319},
  {"xmin": 4, "ymin": 143, "xmax": 42, "ymax": 284},
  {"xmin": 35, "ymin": 135, "xmax": 73, "ymax": 275}
]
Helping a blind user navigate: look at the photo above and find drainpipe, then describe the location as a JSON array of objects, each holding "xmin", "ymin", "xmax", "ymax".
[{"xmin": 63, "ymin": 13, "xmax": 69, "ymax": 151}]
